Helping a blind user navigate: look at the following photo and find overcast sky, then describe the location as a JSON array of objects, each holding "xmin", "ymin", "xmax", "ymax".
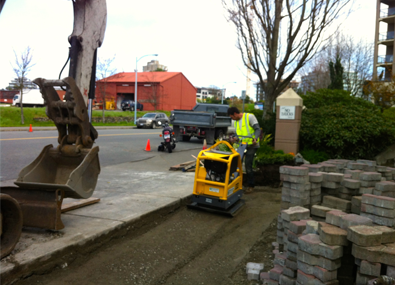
[{"xmin": 0, "ymin": 0, "xmax": 376, "ymax": 100}]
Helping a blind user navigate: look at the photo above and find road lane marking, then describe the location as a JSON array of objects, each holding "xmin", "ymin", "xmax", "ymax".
[{"xmin": 0, "ymin": 132, "xmax": 160, "ymax": 141}]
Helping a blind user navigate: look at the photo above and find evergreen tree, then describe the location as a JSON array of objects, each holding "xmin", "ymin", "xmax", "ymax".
[{"xmin": 328, "ymin": 56, "xmax": 344, "ymax": 90}]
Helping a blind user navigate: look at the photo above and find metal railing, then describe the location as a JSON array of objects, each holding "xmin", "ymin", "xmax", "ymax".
[
  {"xmin": 380, "ymin": 7, "xmax": 395, "ymax": 18},
  {"xmin": 379, "ymin": 31, "xmax": 395, "ymax": 41},
  {"xmin": 378, "ymin": 55, "xmax": 394, "ymax": 64}
]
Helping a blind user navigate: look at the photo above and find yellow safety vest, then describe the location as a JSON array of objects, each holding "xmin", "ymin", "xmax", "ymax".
[{"xmin": 234, "ymin": 113, "xmax": 260, "ymax": 147}]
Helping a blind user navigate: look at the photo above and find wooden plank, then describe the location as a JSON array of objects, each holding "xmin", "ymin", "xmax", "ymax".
[
  {"xmin": 61, "ymin": 197, "xmax": 100, "ymax": 213},
  {"xmin": 170, "ymin": 160, "xmax": 196, "ymax": 170},
  {"xmin": 179, "ymin": 160, "xmax": 195, "ymax": 166}
]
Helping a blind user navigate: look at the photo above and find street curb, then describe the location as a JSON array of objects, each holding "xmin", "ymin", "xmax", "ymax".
[{"xmin": 1, "ymin": 195, "xmax": 192, "ymax": 285}]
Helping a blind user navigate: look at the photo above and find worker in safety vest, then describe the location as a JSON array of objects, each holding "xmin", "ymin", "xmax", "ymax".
[{"xmin": 227, "ymin": 107, "xmax": 261, "ymax": 194}]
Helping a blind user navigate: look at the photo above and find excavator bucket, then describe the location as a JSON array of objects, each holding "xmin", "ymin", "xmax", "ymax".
[
  {"xmin": 13, "ymin": 77, "xmax": 102, "ymax": 199},
  {"xmin": 15, "ymin": 144, "xmax": 100, "ymax": 199},
  {"xmin": 1, "ymin": 77, "xmax": 101, "ymax": 237}
]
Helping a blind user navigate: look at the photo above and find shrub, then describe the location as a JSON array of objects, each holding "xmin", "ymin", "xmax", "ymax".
[
  {"xmin": 300, "ymin": 89, "xmax": 395, "ymax": 160},
  {"xmin": 300, "ymin": 149, "xmax": 330, "ymax": 164},
  {"xmin": 255, "ymin": 134, "xmax": 294, "ymax": 165},
  {"xmin": 382, "ymin": 107, "xmax": 395, "ymax": 121}
]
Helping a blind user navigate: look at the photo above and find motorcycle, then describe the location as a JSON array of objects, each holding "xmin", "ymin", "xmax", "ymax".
[{"xmin": 158, "ymin": 122, "xmax": 176, "ymax": 153}]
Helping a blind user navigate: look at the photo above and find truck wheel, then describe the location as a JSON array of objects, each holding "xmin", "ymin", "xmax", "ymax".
[
  {"xmin": 152, "ymin": 122, "xmax": 156, "ymax": 129},
  {"xmin": 182, "ymin": 135, "xmax": 191, "ymax": 142},
  {"xmin": 131, "ymin": 106, "xmax": 135, "ymax": 111}
]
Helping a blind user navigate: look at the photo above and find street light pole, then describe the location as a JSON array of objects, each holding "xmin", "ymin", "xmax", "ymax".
[
  {"xmin": 134, "ymin": 54, "xmax": 158, "ymax": 124},
  {"xmin": 221, "ymin": 81, "xmax": 236, "ymax": 104}
]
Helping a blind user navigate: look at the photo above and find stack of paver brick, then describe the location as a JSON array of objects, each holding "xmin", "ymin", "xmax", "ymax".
[
  {"xmin": 326, "ymin": 159, "xmax": 349, "ymax": 174},
  {"xmin": 301, "ymin": 164, "xmax": 324, "ymax": 173},
  {"xmin": 349, "ymin": 223, "xmax": 395, "ymax": 284},
  {"xmin": 351, "ymin": 196, "xmax": 362, "ymax": 215},
  {"xmin": 265, "ymin": 206, "xmax": 310, "ymax": 285},
  {"xmin": 344, "ymin": 169, "xmax": 363, "ymax": 180},
  {"xmin": 311, "ymin": 205, "xmax": 334, "ymax": 222},
  {"xmin": 348, "ymin": 161, "xmax": 370, "ymax": 172},
  {"xmin": 339, "ymin": 178, "xmax": 361, "ymax": 201},
  {"xmin": 309, "ymin": 172, "xmax": 323, "ymax": 206},
  {"xmin": 280, "ymin": 166, "xmax": 310, "ymax": 210},
  {"xmin": 321, "ymin": 195, "xmax": 352, "ymax": 213},
  {"xmin": 356, "ymin": 160, "xmax": 377, "ymax": 172},
  {"xmin": 387, "ymin": 167, "xmax": 395, "ymax": 181},
  {"xmin": 318, "ymin": 163, "xmax": 337, "ymax": 173},
  {"xmin": 266, "ymin": 159, "xmax": 395, "ymax": 284},
  {"xmin": 360, "ymin": 194, "xmax": 395, "ymax": 227},
  {"xmin": 277, "ymin": 214, "xmax": 285, "ymax": 248},
  {"xmin": 321, "ymin": 172, "xmax": 344, "ymax": 198},
  {"xmin": 359, "ymin": 172, "xmax": 382, "ymax": 196},
  {"xmin": 376, "ymin": 165, "xmax": 393, "ymax": 181},
  {"xmin": 373, "ymin": 181, "xmax": 395, "ymax": 198}
]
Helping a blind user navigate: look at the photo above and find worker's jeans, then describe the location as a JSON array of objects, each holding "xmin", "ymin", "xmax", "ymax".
[{"xmin": 244, "ymin": 147, "xmax": 257, "ymax": 187}]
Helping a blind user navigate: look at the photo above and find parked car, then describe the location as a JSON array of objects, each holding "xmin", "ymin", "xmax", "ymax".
[
  {"xmin": 121, "ymin": 99, "xmax": 143, "ymax": 111},
  {"xmin": 136, "ymin": 113, "xmax": 169, "ymax": 129}
]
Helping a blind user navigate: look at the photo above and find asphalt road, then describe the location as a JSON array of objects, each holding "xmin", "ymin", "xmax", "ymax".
[{"xmin": 0, "ymin": 128, "xmax": 204, "ymax": 182}]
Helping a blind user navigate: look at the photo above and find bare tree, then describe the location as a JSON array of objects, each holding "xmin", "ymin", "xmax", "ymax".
[
  {"xmin": 12, "ymin": 46, "xmax": 35, "ymax": 124},
  {"xmin": 299, "ymin": 32, "xmax": 373, "ymax": 97},
  {"xmin": 332, "ymin": 35, "xmax": 373, "ymax": 97},
  {"xmin": 298, "ymin": 56, "xmax": 331, "ymax": 93},
  {"xmin": 96, "ymin": 56, "xmax": 117, "ymax": 123},
  {"xmin": 223, "ymin": 0, "xmax": 352, "ymax": 118}
]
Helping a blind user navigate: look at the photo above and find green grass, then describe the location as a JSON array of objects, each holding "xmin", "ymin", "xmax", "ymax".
[{"xmin": 0, "ymin": 106, "xmax": 172, "ymax": 127}]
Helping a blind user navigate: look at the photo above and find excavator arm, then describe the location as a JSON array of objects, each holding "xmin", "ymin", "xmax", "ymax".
[
  {"xmin": 69, "ymin": 0, "xmax": 107, "ymax": 104},
  {"xmin": 0, "ymin": 0, "xmax": 107, "ymax": 259}
]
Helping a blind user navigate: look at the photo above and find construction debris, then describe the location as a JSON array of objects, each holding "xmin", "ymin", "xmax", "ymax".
[
  {"xmin": 61, "ymin": 197, "xmax": 100, "ymax": 213},
  {"xmin": 169, "ymin": 160, "xmax": 196, "ymax": 171}
]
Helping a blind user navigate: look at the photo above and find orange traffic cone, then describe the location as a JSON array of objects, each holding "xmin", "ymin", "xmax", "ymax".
[
  {"xmin": 202, "ymin": 139, "xmax": 207, "ymax": 150},
  {"xmin": 145, "ymin": 139, "xmax": 151, "ymax": 151},
  {"xmin": 29, "ymin": 124, "xmax": 33, "ymax": 132}
]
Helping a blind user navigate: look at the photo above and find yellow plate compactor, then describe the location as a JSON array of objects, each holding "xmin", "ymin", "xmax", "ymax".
[{"xmin": 187, "ymin": 140, "xmax": 247, "ymax": 216}]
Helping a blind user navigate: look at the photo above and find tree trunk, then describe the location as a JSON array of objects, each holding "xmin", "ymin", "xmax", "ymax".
[
  {"xmin": 102, "ymin": 99, "xmax": 105, "ymax": 123},
  {"xmin": 263, "ymin": 88, "xmax": 276, "ymax": 120},
  {"xmin": 20, "ymin": 91, "xmax": 24, "ymax": 125}
]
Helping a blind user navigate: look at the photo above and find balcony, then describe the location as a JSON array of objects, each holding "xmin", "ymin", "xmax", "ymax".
[
  {"xmin": 378, "ymin": 55, "xmax": 394, "ymax": 65},
  {"xmin": 381, "ymin": 7, "xmax": 395, "ymax": 18},
  {"xmin": 379, "ymin": 31, "xmax": 395, "ymax": 42}
]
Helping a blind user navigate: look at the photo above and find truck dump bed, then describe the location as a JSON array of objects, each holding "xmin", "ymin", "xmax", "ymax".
[{"xmin": 170, "ymin": 104, "xmax": 231, "ymax": 128}]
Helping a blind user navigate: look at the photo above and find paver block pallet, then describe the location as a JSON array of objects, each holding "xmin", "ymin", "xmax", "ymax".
[
  {"xmin": 301, "ymin": 164, "xmax": 324, "ymax": 173},
  {"xmin": 322, "ymin": 196, "xmax": 351, "ymax": 213},
  {"xmin": 347, "ymin": 225, "xmax": 383, "ymax": 247},
  {"xmin": 361, "ymin": 194, "xmax": 395, "ymax": 227}
]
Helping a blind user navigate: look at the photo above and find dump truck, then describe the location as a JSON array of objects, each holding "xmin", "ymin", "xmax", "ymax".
[{"xmin": 170, "ymin": 103, "xmax": 232, "ymax": 145}]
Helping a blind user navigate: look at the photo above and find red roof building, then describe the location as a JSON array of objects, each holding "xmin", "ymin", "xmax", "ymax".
[
  {"xmin": 95, "ymin": 72, "xmax": 196, "ymax": 111},
  {"xmin": 0, "ymin": 90, "xmax": 19, "ymax": 104}
]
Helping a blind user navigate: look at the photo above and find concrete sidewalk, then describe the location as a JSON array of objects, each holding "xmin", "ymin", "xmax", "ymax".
[{"xmin": 0, "ymin": 147, "xmax": 202, "ymax": 284}]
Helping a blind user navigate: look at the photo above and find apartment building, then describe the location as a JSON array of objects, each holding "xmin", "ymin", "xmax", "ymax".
[
  {"xmin": 373, "ymin": 0, "xmax": 395, "ymax": 81},
  {"xmin": 143, "ymin": 60, "xmax": 168, "ymax": 72}
]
